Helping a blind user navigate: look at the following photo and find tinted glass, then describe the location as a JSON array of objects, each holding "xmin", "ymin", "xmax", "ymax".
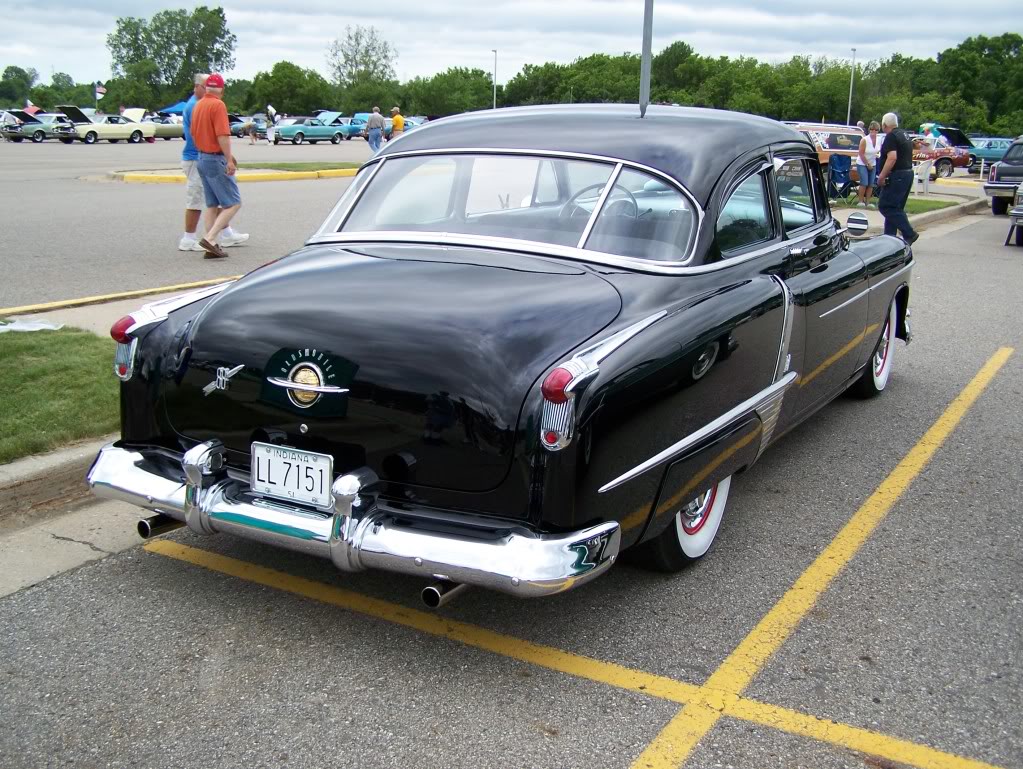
[
  {"xmin": 584, "ymin": 168, "xmax": 696, "ymax": 261},
  {"xmin": 717, "ymin": 173, "xmax": 771, "ymax": 253},
  {"xmin": 1003, "ymin": 143, "xmax": 1023, "ymax": 162}
]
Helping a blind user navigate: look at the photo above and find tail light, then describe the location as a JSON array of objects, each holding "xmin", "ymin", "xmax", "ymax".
[
  {"xmin": 989, "ymin": 165, "xmax": 997, "ymax": 182},
  {"xmin": 110, "ymin": 315, "xmax": 139, "ymax": 381},
  {"xmin": 110, "ymin": 315, "xmax": 136, "ymax": 344},
  {"xmin": 540, "ymin": 360, "xmax": 598, "ymax": 451}
]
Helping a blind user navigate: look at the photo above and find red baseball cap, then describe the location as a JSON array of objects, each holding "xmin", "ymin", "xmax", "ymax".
[{"xmin": 205, "ymin": 74, "xmax": 225, "ymax": 88}]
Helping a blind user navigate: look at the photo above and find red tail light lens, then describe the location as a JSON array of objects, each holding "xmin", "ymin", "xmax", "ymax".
[
  {"xmin": 110, "ymin": 315, "xmax": 135, "ymax": 344},
  {"xmin": 541, "ymin": 367, "xmax": 574, "ymax": 404},
  {"xmin": 989, "ymin": 165, "xmax": 997, "ymax": 182}
]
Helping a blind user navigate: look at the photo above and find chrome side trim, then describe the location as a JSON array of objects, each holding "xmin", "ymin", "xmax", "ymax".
[
  {"xmin": 819, "ymin": 263, "xmax": 912, "ymax": 320},
  {"xmin": 771, "ymin": 277, "xmax": 794, "ymax": 380},
  {"xmin": 87, "ymin": 443, "xmax": 620, "ymax": 598},
  {"xmin": 577, "ymin": 310, "xmax": 668, "ymax": 363},
  {"xmin": 125, "ymin": 282, "xmax": 233, "ymax": 336},
  {"xmin": 598, "ymin": 371, "xmax": 798, "ymax": 493},
  {"xmin": 577, "ymin": 163, "xmax": 623, "ymax": 248},
  {"xmin": 754, "ymin": 385, "xmax": 787, "ymax": 460},
  {"xmin": 266, "ymin": 377, "xmax": 350, "ymax": 395}
]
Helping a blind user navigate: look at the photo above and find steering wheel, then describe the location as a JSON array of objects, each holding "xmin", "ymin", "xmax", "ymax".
[{"xmin": 559, "ymin": 182, "xmax": 639, "ymax": 220}]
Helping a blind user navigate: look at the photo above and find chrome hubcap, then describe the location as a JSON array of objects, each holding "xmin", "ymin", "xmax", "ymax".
[
  {"xmin": 874, "ymin": 322, "xmax": 891, "ymax": 376},
  {"xmin": 680, "ymin": 486, "xmax": 716, "ymax": 535}
]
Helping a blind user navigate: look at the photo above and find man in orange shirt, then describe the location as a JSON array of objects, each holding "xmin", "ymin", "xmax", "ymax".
[{"xmin": 189, "ymin": 73, "xmax": 243, "ymax": 258}]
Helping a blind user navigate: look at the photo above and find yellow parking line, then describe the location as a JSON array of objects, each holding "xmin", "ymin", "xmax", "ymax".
[
  {"xmin": 144, "ymin": 539, "xmax": 1010, "ymax": 769},
  {"xmin": 630, "ymin": 346, "xmax": 1014, "ymax": 768},
  {"xmin": 0, "ymin": 277, "xmax": 242, "ymax": 316},
  {"xmin": 729, "ymin": 698, "xmax": 1005, "ymax": 769},
  {"xmin": 143, "ymin": 539, "xmax": 702, "ymax": 705}
]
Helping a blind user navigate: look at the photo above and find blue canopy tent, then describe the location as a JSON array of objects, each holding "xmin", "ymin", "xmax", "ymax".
[{"xmin": 159, "ymin": 100, "xmax": 188, "ymax": 115}]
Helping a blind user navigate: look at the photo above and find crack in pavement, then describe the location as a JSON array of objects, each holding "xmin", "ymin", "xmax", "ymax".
[{"xmin": 45, "ymin": 532, "xmax": 110, "ymax": 555}]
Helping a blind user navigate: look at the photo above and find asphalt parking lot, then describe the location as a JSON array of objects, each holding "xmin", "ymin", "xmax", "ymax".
[{"xmin": 0, "ymin": 142, "xmax": 1020, "ymax": 769}]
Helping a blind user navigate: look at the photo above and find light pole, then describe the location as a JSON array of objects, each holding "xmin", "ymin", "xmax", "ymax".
[
  {"xmin": 492, "ymin": 49, "xmax": 497, "ymax": 109},
  {"xmin": 846, "ymin": 47, "xmax": 856, "ymax": 126}
]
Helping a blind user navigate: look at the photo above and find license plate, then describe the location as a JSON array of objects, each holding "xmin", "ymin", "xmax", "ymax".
[{"xmin": 250, "ymin": 442, "xmax": 333, "ymax": 509}]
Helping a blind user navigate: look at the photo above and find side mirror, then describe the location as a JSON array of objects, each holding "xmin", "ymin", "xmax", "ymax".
[{"xmin": 845, "ymin": 211, "xmax": 870, "ymax": 237}]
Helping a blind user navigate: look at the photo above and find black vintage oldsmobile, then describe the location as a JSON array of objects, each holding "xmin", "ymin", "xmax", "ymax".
[{"xmin": 88, "ymin": 105, "xmax": 912, "ymax": 607}]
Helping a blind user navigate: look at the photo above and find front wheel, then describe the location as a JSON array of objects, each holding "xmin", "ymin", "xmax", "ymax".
[
  {"xmin": 634, "ymin": 477, "xmax": 732, "ymax": 571},
  {"xmin": 992, "ymin": 197, "xmax": 1010, "ymax": 216},
  {"xmin": 32, "ymin": 130, "xmax": 45, "ymax": 143},
  {"xmin": 129, "ymin": 130, "xmax": 143, "ymax": 143},
  {"xmin": 935, "ymin": 158, "xmax": 954, "ymax": 178},
  {"xmin": 849, "ymin": 301, "xmax": 896, "ymax": 398}
]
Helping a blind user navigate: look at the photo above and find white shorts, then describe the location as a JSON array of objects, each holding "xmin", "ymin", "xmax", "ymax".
[{"xmin": 183, "ymin": 160, "xmax": 204, "ymax": 211}]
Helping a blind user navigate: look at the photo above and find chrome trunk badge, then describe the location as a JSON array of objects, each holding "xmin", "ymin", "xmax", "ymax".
[{"xmin": 203, "ymin": 364, "xmax": 245, "ymax": 396}]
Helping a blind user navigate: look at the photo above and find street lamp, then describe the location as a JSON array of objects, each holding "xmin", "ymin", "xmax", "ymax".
[
  {"xmin": 846, "ymin": 47, "xmax": 856, "ymax": 126},
  {"xmin": 492, "ymin": 49, "xmax": 497, "ymax": 109}
]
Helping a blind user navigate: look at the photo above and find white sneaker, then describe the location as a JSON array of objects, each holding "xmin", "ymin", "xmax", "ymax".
[
  {"xmin": 219, "ymin": 232, "xmax": 250, "ymax": 247},
  {"xmin": 178, "ymin": 236, "xmax": 204, "ymax": 251}
]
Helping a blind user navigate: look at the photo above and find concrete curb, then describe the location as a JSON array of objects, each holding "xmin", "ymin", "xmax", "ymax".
[
  {"xmin": 910, "ymin": 197, "xmax": 987, "ymax": 229},
  {"xmin": 110, "ymin": 168, "xmax": 358, "ymax": 184},
  {"xmin": 0, "ymin": 435, "xmax": 115, "ymax": 530}
]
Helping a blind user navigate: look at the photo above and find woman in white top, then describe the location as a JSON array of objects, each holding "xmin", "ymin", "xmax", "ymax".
[{"xmin": 857, "ymin": 121, "xmax": 883, "ymax": 207}]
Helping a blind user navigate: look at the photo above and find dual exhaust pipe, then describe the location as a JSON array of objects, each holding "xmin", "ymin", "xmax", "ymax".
[{"xmin": 137, "ymin": 514, "xmax": 468, "ymax": 609}]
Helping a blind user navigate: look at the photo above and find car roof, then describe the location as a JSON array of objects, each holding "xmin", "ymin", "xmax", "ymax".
[{"xmin": 377, "ymin": 104, "xmax": 809, "ymax": 204}]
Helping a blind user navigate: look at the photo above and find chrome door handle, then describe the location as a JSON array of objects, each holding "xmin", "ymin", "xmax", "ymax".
[{"xmin": 789, "ymin": 247, "xmax": 807, "ymax": 257}]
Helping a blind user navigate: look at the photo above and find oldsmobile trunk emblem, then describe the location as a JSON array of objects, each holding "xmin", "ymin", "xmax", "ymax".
[
  {"xmin": 288, "ymin": 363, "xmax": 324, "ymax": 408},
  {"xmin": 203, "ymin": 364, "xmax": 244, "ymax": 396},
  {"xmin": 266, "ymin": 352, "xmax": 350, "ymax": 410}
]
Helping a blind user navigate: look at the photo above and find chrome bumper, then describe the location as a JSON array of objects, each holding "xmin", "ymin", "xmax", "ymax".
[
  {"xmin": 984, "ymin": 182, "xmax": 1018, "ymax": 198},
  {"xmin": 87, "ymin": 442, "xmax": 620, "ymax": 598}
]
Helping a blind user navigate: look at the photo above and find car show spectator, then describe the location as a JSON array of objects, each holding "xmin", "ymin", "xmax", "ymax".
[
  {"xmin": 179, "ymin": 73, "xmax": 208, "ymax": 252},
  {"xmin": 876, "ymin": 112, "xmax": 919, "ymax": 245},
  {"xmin": 856, "ymin": 120, "xmax": 883, "ymax": 208},
  {"xmin": 366, "ymin": 106, "xmax": 386, "ymax": 153},
  {"xmin": 390, "ymin": 106, "xmax": 405, "ymax": 139},
  {"xmin": 189, "ymin": 73, "xmax": 247, "ymax": 258}
]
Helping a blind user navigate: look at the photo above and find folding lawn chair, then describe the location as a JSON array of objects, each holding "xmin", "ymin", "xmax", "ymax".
[{"xmin": 827, "ymin": 154, "xmax": 854, "ymax": 203}]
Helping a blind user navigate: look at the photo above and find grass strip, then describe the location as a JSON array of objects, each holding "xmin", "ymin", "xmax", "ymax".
[
  {"xmin": 833, "ymin": 198, "xmax": 957, "ymax": 215},
  {"xmin": 0, "ymin": 328, "xmax": 118, "ymax": 463},
  {"xmin": 236, "ymin": 162, "xmax": 361, "ymax": 172}
]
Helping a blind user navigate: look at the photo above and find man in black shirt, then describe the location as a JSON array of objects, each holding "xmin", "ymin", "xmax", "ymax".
[{"xmin": 875, "ymin": 112, "xmax": 919, "ymax": 245}]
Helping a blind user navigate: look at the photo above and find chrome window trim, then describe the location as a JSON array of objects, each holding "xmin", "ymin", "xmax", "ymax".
[
  {"xmin": 773, "ymin": 155, "xmax": 830, "ymax": 239},
  {"xmin": 577, "ymin": 163, "xmax": 624, "ymax": 248},
  {"xmin": 717, "ymin": 165, "xmax": 778, "ymax": 260},
  {"xmin": 598, "ymin": 371, "xmax": 799, "ymax": 493},
  {"xmin": 313, "ymin": 148, "xmax": 704, "ymax": 264},
  {"xmin": 314, "ymin": 160, "xmax": 386, "ymax": 238},
  {"xmin": 307, "ymin": 230, "xmax": 784, "ymax": 276}
]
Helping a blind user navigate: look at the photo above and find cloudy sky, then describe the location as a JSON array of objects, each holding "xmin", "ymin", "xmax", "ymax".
[{"xmin": 1, "ymin": 0, "xmax": 1017, "ymax": 86}]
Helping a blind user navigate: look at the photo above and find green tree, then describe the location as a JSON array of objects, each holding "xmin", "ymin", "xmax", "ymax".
[
  {"xmin": 402, "ymin": 68, "xmax": 492, "ymax": 115},
  {"xmin": 326, "ymin": 25, "xmax": 396, "ymax": 88},
  {"xmin": 0, "ymin": 66, "xmax": 39, "ymax": 104},
  {"xmin": 250, "ymin": 61, "xmax": 334, "ymax": 116},
  {"xmin": 338, "ymin": 77, "xmax": 401, "ymax": 117},
  {"xmin": 107, "ymin": 7, "xmax": 236, "ymax": 98},
  {"xmin": 503, "ymin": 62, "xmax": 567, "ymax": 105}
]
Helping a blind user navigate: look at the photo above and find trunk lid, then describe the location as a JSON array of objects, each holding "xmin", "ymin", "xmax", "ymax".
[{"xmin": 163, "ymin": 244, "xmax": 621, "ymax": 493}]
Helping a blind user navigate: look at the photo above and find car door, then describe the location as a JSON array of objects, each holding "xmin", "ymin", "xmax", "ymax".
[{"xmin": 772, "ymin": 155, "xmax": 868, "ymax": 417}]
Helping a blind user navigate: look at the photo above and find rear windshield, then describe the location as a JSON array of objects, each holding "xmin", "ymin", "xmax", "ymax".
[
  {"xmin": 1004, "ymin": 143, "xmax": 1023, "ymax": 162},
  {"xmin": 324, "ymin": 153, "xmax": 698, "ymax": 262}
]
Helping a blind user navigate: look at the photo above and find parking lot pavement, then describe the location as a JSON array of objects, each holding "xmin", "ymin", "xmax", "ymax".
[{"xmin": 0, "ymin": 215, "xmax": 1020, "ymax": 769}]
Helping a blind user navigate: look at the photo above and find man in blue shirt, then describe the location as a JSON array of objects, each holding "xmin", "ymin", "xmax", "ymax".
[{"xmin": 179, "ymin": 73, "xmax": 247, "ymax": 251}]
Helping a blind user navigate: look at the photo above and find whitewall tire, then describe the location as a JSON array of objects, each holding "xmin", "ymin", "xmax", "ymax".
[
  {"xmin": 636, "ymin": 476, "xmax": 732, "ymax": 572},
  {"xmin": 850, "ymin": 301, "xmax": 896, "ymax": 398}
]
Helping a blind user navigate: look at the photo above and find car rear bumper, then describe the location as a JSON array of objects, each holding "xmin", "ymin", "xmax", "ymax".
[
  {"xmin": 984, "ymin": 182, "xmax": 1018, "ymax": 198},
  {"xmin": 87, "ymin": 442, "xmax": 620, "ymax": 597}
]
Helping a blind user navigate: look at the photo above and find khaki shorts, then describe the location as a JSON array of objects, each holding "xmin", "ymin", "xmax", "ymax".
[{"xmin": 183, "ymin": 160, "xmax": 204, "ymax": 211}]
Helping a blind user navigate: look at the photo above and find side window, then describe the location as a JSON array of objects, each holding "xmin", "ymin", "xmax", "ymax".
[
  {"xmin": 466, "ymin": 156, "xmax": 542, "ymax": 215},
  {"xmin": 775, "ymin": 159, "xmax": 815, "ymax": 233},
  {"xmin": 533, "ymin": 160, "xmax": 560, "ymax": 205},
  {"xmin": 807, "ymin": 160, "xmax": 830, "ymax": 223},
  {"xmin": 716, "ymin": 173, "xmax": 772, "ymax": 254}
]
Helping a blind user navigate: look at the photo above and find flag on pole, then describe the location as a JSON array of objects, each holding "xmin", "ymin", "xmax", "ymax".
[{"xmin": 95, "ymin": 84, "xmax": 107, "ymax": 100}]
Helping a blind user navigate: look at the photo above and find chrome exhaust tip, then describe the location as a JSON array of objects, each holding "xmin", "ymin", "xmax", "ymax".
[
  {"xmin": 421, "ymin": 580, "xmax": 468, "ymax": 609},
  {"xmin": 137, "ymin": 514, "xmax": 184, "ymax": 539}
]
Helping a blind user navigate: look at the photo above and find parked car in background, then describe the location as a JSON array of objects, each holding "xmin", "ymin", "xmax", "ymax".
[
  {"xmin": 984, "ymin": 137, "xmax": 1023, "ymax": 215},
  {"xmin": 274, "ymin": 111, "xmax": 351, "ymax": 144},
  {"xmin": 785, "ymin": 122, "xmax": 862, "ymax": 173},
  {"xmin": 910, "ymin": 136, "xmax": 971, "ymax": 178},
  {"xmin": 88, "ymin": 105, "xmax": 912, "ymax": 606},
  {"xmin": 353, "ymin": 112, "xmax": 394, "ymax": 140},
  {"xmin": 58, "ymin": 105, "xmax": 156, "ymax": 144},
  {"xmin": 145, "ymin": 114, "xmax": 184, "ymax": 140},
  {"xmin": 968, "ymin": 137, "xmax": 1013, "ymax": 171},
  {"xmin": 0, "ymin": 110, "xmax": 75, "ymax": 142}
]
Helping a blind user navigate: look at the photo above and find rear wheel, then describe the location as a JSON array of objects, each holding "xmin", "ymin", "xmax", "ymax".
[
  {"xmin": 849, "ymin": 301, "xmax": 896, "ymax": 398},
  {"xmin": 634, "ymin": 477, "xmax": 732, "ymax": 571},
  {"xmin": 935, "ymin": 158, "xmax": 954, "ymax": 178},
  {"xmin": 129, "ymin": 130, "xmax": 143, "ymax": 143},
  {"xmin": 31, "ymin": 130, "xmax": 45, "ymax": 143},
  {"xmin": 292, "ymin": 132, "xmax": 304, "ymax": 145},
  {"xmin": 992, "ymin": 197, "xmax": 1010, "ymax": 216},
  {"xmin": 84, "ymin": 132, "xmax": 97, "ymax": 144}
]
